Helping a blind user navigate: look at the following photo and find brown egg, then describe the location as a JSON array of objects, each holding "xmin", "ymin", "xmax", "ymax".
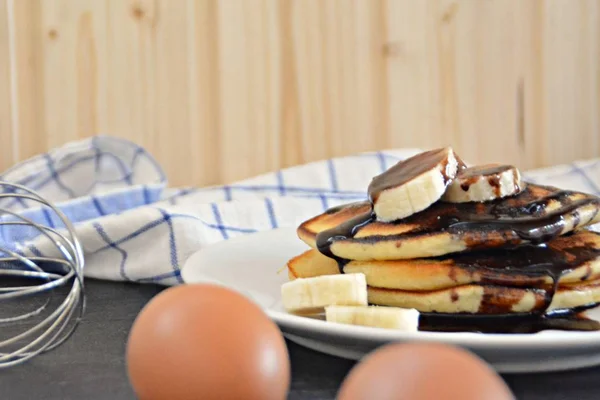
[
  {"xmin": 338, "ymin": 342, "xmax": 515, "ymax": 400},
  {"xmin": 126, "ymin": 284, "xmax": 290, "ymax": 400}
]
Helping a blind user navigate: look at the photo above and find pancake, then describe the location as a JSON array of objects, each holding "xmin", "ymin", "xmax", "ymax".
[
  {"xmin": 298, "ymin": 183, "xmax": 600, "ymax": 261},
  {"xmin": 288, "ymin": 230, "xmax": 600, "ymax": 291},
  {"xmin": 367, "ymin": 278, "xmax": 600, "ymax": 314},
  {"xmin": 287, "ymin": 249, "xmax": 340, "ymax": 279},
  {"xmin": 287, "ymin": 260, "xmax": 600, "ymax": 314}
]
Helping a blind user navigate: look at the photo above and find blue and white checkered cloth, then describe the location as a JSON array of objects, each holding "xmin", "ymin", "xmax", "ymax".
[{"xmin": 1, "ymin": 136, "xmax": 599, "ymax": 286}]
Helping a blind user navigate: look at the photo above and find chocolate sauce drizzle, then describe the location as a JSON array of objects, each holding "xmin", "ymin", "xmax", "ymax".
[
  {"xmin": 314, "ymin": 183, "xmax": 600, "ymax": 333},
  {"xmin": 316, "ymin": 211, "xmax": 375, "ymax": 266},
  {"xmin": 447, "ymin": 238, "xmax": 600, "ymax": 314},
  {"xmin": 368, "ymin": 148, "xmax": 464, "ymax": 203},
  {"xmin": 419, "ymin": 307, "xmax": 600, "ymax": 334},
  {"xmin": 456, "ymin": 164, "xmax": 522, "ymax": 197}
]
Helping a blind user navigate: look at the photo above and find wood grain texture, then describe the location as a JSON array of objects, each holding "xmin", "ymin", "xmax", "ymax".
[{"xmin": 2, "ymin": 0, "xmax": 600, "ymax": 186}]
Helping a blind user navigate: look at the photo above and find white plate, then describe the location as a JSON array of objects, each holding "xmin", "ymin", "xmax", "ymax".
[{"xmin": 182, "ymin": 227, "xmax": 600, "ymax": 373}]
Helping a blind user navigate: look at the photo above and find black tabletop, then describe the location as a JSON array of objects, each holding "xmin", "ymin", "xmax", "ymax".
[{"xmin": 1, "ymin": 280, "xmax": 599, "ymax": 400}]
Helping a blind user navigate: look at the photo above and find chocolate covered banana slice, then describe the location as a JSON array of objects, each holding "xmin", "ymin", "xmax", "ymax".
[
  {"xmin": 442, "ymin": 164, "xmax": 524, "ymax": 203},
  {"xmin": 369, "ymin": 147, "xmax": 464, "ymax": 222}
]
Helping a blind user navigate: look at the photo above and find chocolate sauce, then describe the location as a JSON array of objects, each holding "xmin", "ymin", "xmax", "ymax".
[
  {"xmin": 447, "ymin": 200, "xmax": 596, "ymax": 246},
  {"xmin": 419, "ymin": 307, "xmax": 600, "ymax": 333},
  {"xmin": 368, "ymin": 148, "xmax": 464, "ymax": 202},
  {"xmin": 316, "ymin": 211, "xmax": 375, "ymax": 272},
  {"xmin": 457, "ymin": 235, "xmax": 600, "ymax": 312},
  {"xmin": 317, "ymin": 185, "xmax": 600, "ymax": 261},
  {"xmin": 582, "ymin": 265, "xmax": 593, "ymax": 281},
  {"xmin": 458, "ymin": 164, "xmax": 511, "ymax": 178},
  {"xmin": 489, "ymin": 176, "xmax": 501, "ymax": 197},
  {"xmin": 456, "ymin": 164, "xmax": 525, "ymax": 198},
  {"xmin": 450, "ymin": 290, "xmax": 459, "ymax": 302},
  {"xmin": 314, "ymin": 182, "xmax": 600, "ymax": 333}
]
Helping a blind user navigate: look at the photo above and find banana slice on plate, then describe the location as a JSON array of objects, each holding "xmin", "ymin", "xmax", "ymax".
[
  {"xmin": 442, "ymin": 164, "xmax": 524, "ymax": 203},
  {"xmin": 325, "ymin": 305, "xmax": 419, "ymax": 331},
  {"xmin": 368, "ymin": 147, "xmax": 464, "ymax": 222},
  {"xmin": 281, "ymin": 273, "xmax": 368, "ymax": 314}
]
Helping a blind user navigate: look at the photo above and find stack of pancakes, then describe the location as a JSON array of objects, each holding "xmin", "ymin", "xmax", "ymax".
[{"xmin": 287, "ymin": 183, "xmax": 600, "ymax": 316}]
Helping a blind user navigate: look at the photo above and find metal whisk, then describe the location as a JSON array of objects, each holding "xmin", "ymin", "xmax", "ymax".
[{"xmin": 0, "ymin": 182, "xmax": 85, "ymax": 368}]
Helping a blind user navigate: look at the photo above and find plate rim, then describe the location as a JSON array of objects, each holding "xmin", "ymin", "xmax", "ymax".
[{"xmin": 182, "ymin": 226, "xmax": 600, "ymax": 349}]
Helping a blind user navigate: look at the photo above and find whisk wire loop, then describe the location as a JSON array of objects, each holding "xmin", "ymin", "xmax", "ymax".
[{"xmin": 0, "ymin": 182, "xmax": 85, "ymax": 368}]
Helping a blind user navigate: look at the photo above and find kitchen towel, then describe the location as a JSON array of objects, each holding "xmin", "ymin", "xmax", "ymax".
[{"xmin": 1, "ymin": 136, "xmax": 599, "ymax": 286}]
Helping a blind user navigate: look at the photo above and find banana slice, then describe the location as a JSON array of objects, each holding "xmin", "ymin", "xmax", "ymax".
[
  {"xmin": 281, "ymin": 273, "xmax": 368, "ymax": 314},
  {"xmin": 369, "ymin": 147, "xmax": 464, "ymax": 222},
  {"xmin": 325, "ymin": 305, "xmax": 419, "ymax": 331},
  {"xmin": 442, "ymin": 164, "xmax": 524, "ymax": 203}
]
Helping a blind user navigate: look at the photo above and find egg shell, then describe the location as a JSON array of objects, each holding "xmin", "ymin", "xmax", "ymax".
[
  {"xmin": 337, "ymin": 342, "xmax": 515, "ymax": 400},
  {"xmin": 126, "ymin": 284, "xmax": 290, "ymax": 400}
]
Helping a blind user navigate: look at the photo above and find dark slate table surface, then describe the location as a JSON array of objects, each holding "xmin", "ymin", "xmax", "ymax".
[{"xmin": 1, "ymin": 280, "xmax": 599, "ymax": 400}]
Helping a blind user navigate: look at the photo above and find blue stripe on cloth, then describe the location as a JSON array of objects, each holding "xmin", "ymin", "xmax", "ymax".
[
  {"xmin": 165, "ymin": 189, "xmax": 199, "ymax": 205},
  {"xmin": 84, "ymin": 151, "xmax": 134, "ymax": 186},
  {"xmin": 0, "ymin": 217, "xmax": 43, "ymax": 245},
  {"xmin": 265, "ymin": 198, "xmax": 278, "ymax": 228},
  {"xmin": 27, "ymin": 244, "xmax": 43, "ymax": 257},
  {"xmin": 42, "ymin": 207, "xmax": 56, "ymax": 229},
  {"xmin": 91, "ymin": 136, "xmax": 140, "ymax": 183},
  {"xmin": 223, "ymin": 185, "xmax": 232, "ymax": 201},
  {"xmin": 377, "ymin": 151, "xmax": 387, "ymax": 172},
  {"xmin": 291, "ymin": 193, "xmax": 366, "ymax": 201},
  {"xmin": 168, "ymin": 212, "xmax": 258, "ymax": 234},
  {"xmin": 143, "ymin": 186, "xmax": 151, "ymax": 205},
  {"xmin": 91, "ymin": 152, "xmax": 133, "ymax": 184},
  {"xmin": 276, "ymin": 171, "xmax": 286, "ymax": 195},
  {"xmin": 93, "ymin": 136, "xmax": 101, "ymax": 175},
  {"xmin": 131, "ymin": 146, "xmax": 144, "ymax": 165},
  {"xmin": 0, "ymin": 154, "xmax": 99, "ymax": 210},
  {"xmin": 319, "ymin": 194, "xmax": 329, "ymax": 211},
  {"xmin": 211, "ymin": 203, "xmax": 229, "ymax": 239},
  {"xmin": 137, "ymin": 270, "xmax": 181, "ymax": 283},
  {"xmin": 129, "ymin": 147, "xmax": 144, "ymax": 183},
  {"xmin": 571, "ymin": 164, "xmax": 600, "ymax": 195},
  {"xmin": 105, "ymin": 150, "xmax": 133, "ymax": 185},
  {"xmin": 0, "ymin": 166, "xmax": 37, "ymax": 186},
  {"xmin": 157, "ymin": 208, "xmax": 185, "ymax": 284},
  {"xmin": 93, "ymin": 222, "xmax": 130, "ymax": 281},
  {"xmin": 0, "ymin": 219, "xmax": 5, "ymax": 243},
  {"xmin": 205, "ymin": 225, "xmax": 256, "ymax": 234},
  {"xmin": 327, "ymin": 159, "xmax": 339, "ymax": 191},
  {"xmin": 1, "ymin": 141, "xmax": 164, "ymax": 210},
  {"xmin": 14, "ymin": 194, "xmax": 28, "ymax": 209},
  {"xmin": 44, "ymin": 154, "xmax": 77, "ymax": 198},
  {"xmin": 197, "ymin": 185, "xmax": 365, "ymax": 196},
  {"xmin": 92, "ymin": 196, "xmax": 106, "ymax": 216},
  {"xmin": 10, "ymin": 155, "xmax": 95, "ymax": 196},
  {"xmin": 127, "ymin": 141, "xmax": 166, "ymax": 182},
  {"xmin": 0, "ymin": 185, "xmax": 30, "ymax": 209},
  {"xmin": 95, "ymin": 217, "xmax": 167, "ymax": 252},
  {"xmin": 196, "ymin": 185, "xmax": 366, "ymax": 200}
]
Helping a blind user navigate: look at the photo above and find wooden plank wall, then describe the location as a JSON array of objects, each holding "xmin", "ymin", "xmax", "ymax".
[{"xmin": 0, "ymin": 0, "xmax": 598, "ymax": 186}]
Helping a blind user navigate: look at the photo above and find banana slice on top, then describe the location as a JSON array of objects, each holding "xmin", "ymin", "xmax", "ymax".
[
  {"xmin": 442, "ymin": 164, "xmax": 524, "ymax": 203},
  {"xmin": 368, "ymin": 147, "xmax": 464, "ymax": 222}
]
